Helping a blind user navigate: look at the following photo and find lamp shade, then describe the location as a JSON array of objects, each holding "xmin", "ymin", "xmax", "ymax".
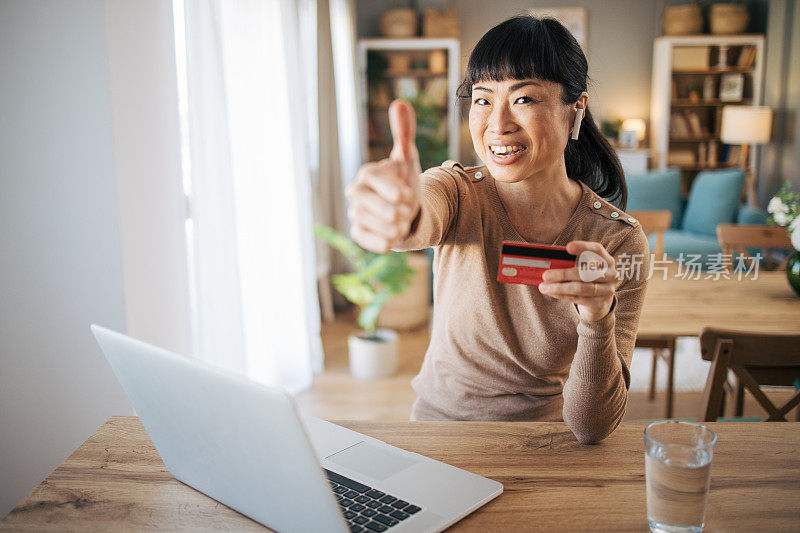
[
  {"xmin": 621, "ymin": 118, "xmax": 647, "ymax": 141},
  {"xmin": 720, "ymin": 106, "xmax": 772, "ymax": 144}
]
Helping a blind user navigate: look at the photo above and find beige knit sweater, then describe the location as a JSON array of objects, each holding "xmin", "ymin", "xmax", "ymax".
[{"xmin": 393, "ymin": 161, "xmax": 650, "ymax": 444}]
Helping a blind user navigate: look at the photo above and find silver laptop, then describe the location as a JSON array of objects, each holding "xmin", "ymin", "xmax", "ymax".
[{"xmin": 91, "ymin": 325, "xmax": 502, "ymax": 533}]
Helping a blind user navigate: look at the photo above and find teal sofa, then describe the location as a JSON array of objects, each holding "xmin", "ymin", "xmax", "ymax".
[{"xmin": 626, "ymin": 168, "xmax": 768, "ymax": 267}]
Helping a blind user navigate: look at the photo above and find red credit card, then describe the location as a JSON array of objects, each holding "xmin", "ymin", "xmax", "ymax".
[{"xmin": 497, "ymin": 241, "xmax": 576, "ymax": 286}]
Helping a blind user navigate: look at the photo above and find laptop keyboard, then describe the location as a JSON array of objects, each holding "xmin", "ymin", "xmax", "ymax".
[{"xmin": 325, "ymin": 469, "xmax": 423, "ymax": 532}]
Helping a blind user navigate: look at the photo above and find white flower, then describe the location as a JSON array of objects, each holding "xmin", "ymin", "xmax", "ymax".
[
  {"xmin": 791, "ymin": 224, "xmax": 800, "ymax": 251},
  {"xmin": 791, "ymin": 216, "xmax": 800, "ymax": 231},
  {"xmin": 768, "ymin": 197, "xmax": 788, "ymax": 215},
  {"xmin": 774, "ymin": 210, "xmax": 791, "ymax": 226}
]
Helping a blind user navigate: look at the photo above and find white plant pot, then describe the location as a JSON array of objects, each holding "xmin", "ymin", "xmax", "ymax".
[{"xmin": 348, "ymin": 329, "xmax": 398, "ymax": 379}]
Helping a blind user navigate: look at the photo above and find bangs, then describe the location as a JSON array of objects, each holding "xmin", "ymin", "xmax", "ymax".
[{"xmin": 457, "ymin": 17, "xmax": 584, "ymax": 101}]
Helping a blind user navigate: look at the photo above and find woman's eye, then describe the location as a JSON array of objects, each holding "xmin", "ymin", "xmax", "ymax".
[
  {"xmin": 515, "ymin": 96, "xmax": 535, "ymax": 104},
  {"xmin": 473, "ymin": 98, "xmax": 490, "ymax": 106}
]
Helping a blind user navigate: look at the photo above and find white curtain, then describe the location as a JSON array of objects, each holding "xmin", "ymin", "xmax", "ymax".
[
  {"xmin": 179, "ymin": 0, "xmax": 322, "ymax": 394},
  {"xmin": 329, "ymin": 0, "xmax": 364, "ymax": 193},
  {"xmin": 314, "ymin": 0, "xmax": 355, "ymax": 315}
]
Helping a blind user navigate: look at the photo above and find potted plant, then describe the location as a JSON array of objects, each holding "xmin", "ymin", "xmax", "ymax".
[
  {"xmin": 313, "ymin": 225, "xmax": 416, "ymax": 378},
  {"xmin": 767, "ymin": 183, "xmax": 800, "ymax": 295}
]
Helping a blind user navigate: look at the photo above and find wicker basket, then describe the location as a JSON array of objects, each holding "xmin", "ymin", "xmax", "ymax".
[
  {"xmin": 710, "ymin": 4, "xmax": 749, "ymax": 35},
  {"xmin": 422, "ymin": 9, "xmax": 459, "ymax": 38},
  {"xmin": 377, "ymin": 252, "xmax": 431, "ymax": 331},
  {"xmin": 380, "ymin": 8, "xmax": 418, "ymax": 38},
  {"xmin": 663, "ymin": 4, "xmax": 703, "ymax": 36}
]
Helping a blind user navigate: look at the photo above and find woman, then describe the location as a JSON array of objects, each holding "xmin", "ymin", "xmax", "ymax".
[{"xmin": 345, "ymin": 16, "xmax": 649, "ymax": 444}]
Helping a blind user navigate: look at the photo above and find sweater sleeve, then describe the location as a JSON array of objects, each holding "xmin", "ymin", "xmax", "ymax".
[
  {"xmin": 391, "ymin": 167, "xmax": 460, "ymax": 251},
  {"xmin": 562, "ymin": 225, "xmax": 650, "ymax": 444}
]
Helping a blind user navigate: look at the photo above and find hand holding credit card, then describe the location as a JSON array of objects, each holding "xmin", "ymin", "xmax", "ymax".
[{"xmin": 497, "ymin": 241, "xmax": 576, "ymax": 286}]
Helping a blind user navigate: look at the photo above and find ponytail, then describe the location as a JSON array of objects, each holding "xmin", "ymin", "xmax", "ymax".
[{"xmin": 565, "ymin": 107, "xmax": 627, "ymax": 209}]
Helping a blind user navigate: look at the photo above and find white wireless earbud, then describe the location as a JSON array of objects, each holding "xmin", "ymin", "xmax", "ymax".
[{"xmin": 571, "ymin": 108, "xmax": 584, "ymax": 140}]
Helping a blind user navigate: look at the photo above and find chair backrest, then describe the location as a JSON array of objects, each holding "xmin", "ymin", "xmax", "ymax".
[
  {"xmin": 716, "ymin": 223, "xmax": 793, "ymax": 270},
  {"xmin": 629, "ymin": 210, "xmax": 672, "ymax": 259},
  {"xmin": 698, "ymin": 327, "xmax": 800, "ymax": 422}
]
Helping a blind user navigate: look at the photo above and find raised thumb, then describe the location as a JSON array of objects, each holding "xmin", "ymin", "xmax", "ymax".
[{"xmin": 389, "ymin": 99, "xmax": 417, "ymax": 164}]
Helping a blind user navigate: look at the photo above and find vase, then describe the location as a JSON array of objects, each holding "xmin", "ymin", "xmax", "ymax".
[
  {"xmin": 348, "ymin": 328, "xmax": 398, "ymax": 379},
  {"xmin": 787, "ymin": 251, "xmax": 800, "ymax": 296}
]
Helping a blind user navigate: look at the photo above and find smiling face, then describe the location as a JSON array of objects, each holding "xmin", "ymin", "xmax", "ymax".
[{"xmin": 469, "ymin": 78, "xmax": 576, "ymax": 184}]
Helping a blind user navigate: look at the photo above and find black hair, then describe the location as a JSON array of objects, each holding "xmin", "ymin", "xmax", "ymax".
[{"xmin": 457, "ymin": 16, "xmax": 626, "ymax": 209}]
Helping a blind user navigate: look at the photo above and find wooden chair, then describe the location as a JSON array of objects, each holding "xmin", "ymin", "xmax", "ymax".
[
  {"xmin": 714, "ymin": 224, "xmax": 794, "ymax": 412},
  {"xmin": 716, "ymin": 223, "xmax": 793, "ymax": 271},
  {"xmin": 630, "ymin": 210, "xmax": 676, "ymax": 417},
  {"xmin": 698, "ymin": 327, "xmax": 800, "ymax": 422},
  {"xmin": 628, "ymin": 210, "xmax": 672, "ymax": 259}
]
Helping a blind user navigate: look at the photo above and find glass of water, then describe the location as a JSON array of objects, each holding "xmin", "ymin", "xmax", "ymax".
[{"xmin": 644, "ymin": 421, "xmax": 717, "ymax": 533}]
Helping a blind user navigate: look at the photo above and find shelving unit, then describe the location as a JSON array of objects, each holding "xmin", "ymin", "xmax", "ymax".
[
  {"xmin": 357, "ymin": 38, "xmax": 460, "ymax": 169},
  {"xmin": 650, "ymin": 35, "xmax": 765, "ymax": 195}
]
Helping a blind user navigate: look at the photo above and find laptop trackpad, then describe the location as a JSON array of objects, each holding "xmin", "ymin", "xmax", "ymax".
[{"xmin": 327, "ymin": 442, "xmax": 418, "ymax": 481}]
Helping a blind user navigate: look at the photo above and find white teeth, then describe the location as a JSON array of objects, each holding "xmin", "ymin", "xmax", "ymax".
[{"xmin": 490, "ymin": 145, "xmax": 525, "ymax": 156}]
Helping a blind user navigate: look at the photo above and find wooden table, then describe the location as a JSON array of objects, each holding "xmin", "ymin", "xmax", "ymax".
[
  {"xmin": 3, "ymin": 417, "xmax": 798, "ymax": 531},
  {"xmin": 639, "ymin": 269, "xmax": 800, "ymax": 337},
  {"xmin": 636, "ymin": 268, "xmax": 800, "ymax": 417}
]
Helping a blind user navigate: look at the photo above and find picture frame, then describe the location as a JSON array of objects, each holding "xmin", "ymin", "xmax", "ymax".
[
  {"xmin": 528, "ymin": 8, "xmax": 588, "ymax": 50},
  {"xmin": 618, "ymin": 129, "xmax": 639, "ymax": 148},
  {"xmin": 719, "ymin": 73, "xmax": 744, "ymax": 101}
]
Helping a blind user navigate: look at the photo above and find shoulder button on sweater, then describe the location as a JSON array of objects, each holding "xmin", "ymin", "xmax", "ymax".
[
  {"xmin": 590, "ymin": 197, "xmax": 638, "ymax": 227},
  {"xmin": 463, "ymin": 165, "xmax": 486, "ymax": 182}
]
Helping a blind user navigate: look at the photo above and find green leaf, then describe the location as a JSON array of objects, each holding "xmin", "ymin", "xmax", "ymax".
[
  {"xmin": 375, "ymin": 254, "xmax": 416, "ymax": 294},
  {"xmin": 314, "ymin": 224, "xmax": 418, "ymax": 313},
  {"xmin": 360, "ymin": 254, "xmax": 391, "ymax": 281},
  {"xmin": 313, "ymin": 224, "xmax": 367, "ymax": 266},
  {"xmin": 331, "ymin": 273, "xmax": 374, "ymax": 307},
  {"xmin": 357, "ymin": 290, "xmax": 392, "ymax": 332}
]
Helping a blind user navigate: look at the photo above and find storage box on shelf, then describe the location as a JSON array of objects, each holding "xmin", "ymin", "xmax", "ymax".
[
  {"xmin": 650, "ymin": 35, "xmax": 765, "ymax": 196},
  {"xmin": 358, "ymin": 38, "xmax": 460, "ymax": 170}
]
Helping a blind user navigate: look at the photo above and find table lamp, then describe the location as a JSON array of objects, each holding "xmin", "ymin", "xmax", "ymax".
[
  {"xmin": 720, "ymin": 106, "xmax": 772, "ymax": 206},
  {"xmin": 620, "ymin": 118, "xmax": 646, "ymax": 148}
]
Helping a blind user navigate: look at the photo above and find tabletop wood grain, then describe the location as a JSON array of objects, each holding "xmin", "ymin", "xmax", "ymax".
[
  {"xmin": 637, "ymin": 269, "xmax": 800, "ymax": 337},
  {"xmin": 2, "ymin": 416, "xmax": 798, "ymax": 532}
]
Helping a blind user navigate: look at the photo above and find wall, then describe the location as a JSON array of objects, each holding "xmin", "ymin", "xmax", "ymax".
[
  {"xmin": 0, "ymin": 0, "xmax": 132, "ymax": 517},
  {"xmin": 0, "ymin": 0, "xmax": 191, "ymax": 518},
  {"xmin": 760, "ymin": 0, "xmax": 800, "ymax": 198},
  {"xmin": 785, "ymin": 1, "xmax": 800, "ymax": 187}
]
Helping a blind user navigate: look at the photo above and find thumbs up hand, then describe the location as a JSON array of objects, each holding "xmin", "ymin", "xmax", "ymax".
[
  {"xmin": 388, "ymin": 98, "xmax": 422, "ymax": 183},
  {"xmin": 346, "ymin": 100, "xmax": 423, "ymax": 253}
]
